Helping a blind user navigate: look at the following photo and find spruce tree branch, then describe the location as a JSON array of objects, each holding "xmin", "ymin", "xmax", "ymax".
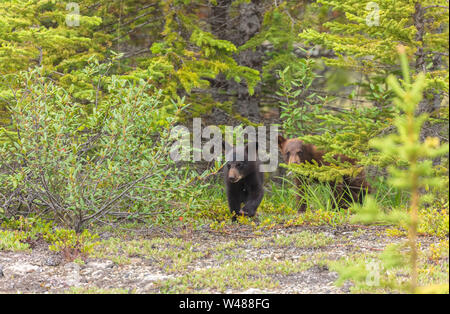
[
  {"xmin": 112, "ymin": 18, "xmax": 159, "ymax": 41},
  {"xmin": 423, "ymin": 5, "xmax": 449, "ymax": 10}
]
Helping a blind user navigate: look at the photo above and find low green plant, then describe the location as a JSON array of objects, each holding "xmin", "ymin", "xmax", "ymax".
[
  {"xmin": 386, "ymin": 205, "xmax": 449, "ymax": 238},
  {"xmin": 339, "ymin": 47, "xmax": 449, "ymax": 294},
  {"xmin": 1, "ymin": 216, "xmax": 53, "ymax": 240},
  {"xmin": 0, "ymin": 215, "xmax": 103, "ymax": 260},
  {"xmin": 0, "ymin": 216, "xmax": 54, "ymax": 251},
  {"xmin": 417, "ymin": 203, "xmax": 449, "ymax": 238},
  {"xmin": 0, "ymin": 229, "xmax": 30, "ymax": 251},
  {"xmin": 43, "ymin": 228, "xmax": 100, "ymax": 262},
  {"xmin": 427, "ymin": 239, "xmax": 449, "ymax": 264},
  {"xmin": 156, "ymin": 258, "xmax": 313, "ymax": 293},
  {"xmin": 273, "ymin": 231, "xmax": 333, "ymax": 248},
  {"xmin": 286, "ymin": 208, "xmax": 350, "ymax": 227}
]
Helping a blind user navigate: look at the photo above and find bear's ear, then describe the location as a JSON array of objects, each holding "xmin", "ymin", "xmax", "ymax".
[{"xmin": 278, "ymin": 135, "xmax": 286, "ymax": 150}]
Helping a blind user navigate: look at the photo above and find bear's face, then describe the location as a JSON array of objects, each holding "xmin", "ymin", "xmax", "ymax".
[
  {"xmin": 226, "ymin": 160, "xmax": 255, "ymax": 183},
  {"xmin": 224, "ymin": 144, "xmax": 258, "ymax": 183},
  {"xmin": 278, "ymin": 135, "xmax": 304, "ymax": 164}
]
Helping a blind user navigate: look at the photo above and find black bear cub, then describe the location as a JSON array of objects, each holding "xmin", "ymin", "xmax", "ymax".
[{"xmin": 223, "ymin": 143, "xmax": 264, "ymax": 221}]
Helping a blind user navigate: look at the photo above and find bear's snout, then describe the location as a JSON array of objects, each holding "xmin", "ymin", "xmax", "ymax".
[
  {"xmin": 287, "ymin": 154, "xmax": 301, "ymax": 165},
  {"xmin": 228, "ymin": 168, "xmax": 242, "ymax": 183}
]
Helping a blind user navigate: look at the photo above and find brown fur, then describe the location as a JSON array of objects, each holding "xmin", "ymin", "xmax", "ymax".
[{"xmin": 278, "ymin": 135, "xmax": 371, "ymax": 211}]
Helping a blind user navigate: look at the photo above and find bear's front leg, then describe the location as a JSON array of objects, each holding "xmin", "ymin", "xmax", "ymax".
[
  {"xmin": 240, "ymin": 185, "xmax": 263, "ymax": 217},
  {"xmin": 227, "ymin": 185, "xmax": 243, "ymax": 221}
]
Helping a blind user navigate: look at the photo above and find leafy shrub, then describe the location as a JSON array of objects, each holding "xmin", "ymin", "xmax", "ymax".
[
  {"xmin": 0, "ymin": 64, "xmax": 207, "ymax": 231},
  {"xmin": 277, "ymin": 61, "xmax": 326, "ymax": 137},
  {"xmin": 43, "ymin": 228, "xmax": 100, "ymax": 262}
]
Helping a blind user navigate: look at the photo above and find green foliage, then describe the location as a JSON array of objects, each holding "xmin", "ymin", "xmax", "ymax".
[
  {"xmin": 141, "ymin": 13, "xmax": 260, "ymax": 101},
  {"xmin": 0, "ymin": 0, "xmax": 104, "ymax": 71},
  {"xmin": 1, "ymin": 214, "xmax": 100, "ymax": 261},
  {"xmin": 343, "ymin": 48, "xmax": 449, "ymax": 293},
  {"xmin": 299, "ymin": 0, "xmax": 448, "ymax": 78},
  {"xmin": 277, "ymin": 61, "xmax": 326, "ymax": 137},
  {"xmin": 0, "ymin": 64, "xmax": 211, "ymax": 231},
  {"xmin": 0, "ymin": 0, "xmax": 262, "ymax": 120},
  {"xmin": 238, "ymin": 2, "xmax": 328, "ymax": 96},
  {"xmin": 240, "ymin": 6, "xmax": 298, "ymax": 83},
  {"xmin": 0, "ymin": 229, "xmax": 30, "ymax": 251},
  {"xmin": 299, "ymin": 0, "xmax": 449, "ymax": 137},
  {"xmin": 288, "ymin": 0, "xmax": 448, "ymax": 189},
  {"xmin": 0, "ymin": 216, "xmax": 55, "ymax": 251},
  {"xmin": 43, "ymin": 228, "xmax": 100, "ymax": 262},
  {"xmin": 277, "ymin": 59, "xmax": 393, "ymax": 187},
  {"xmin": 0, "ymin": 0, "xmax": 107, "ymax": 100},
  {"xmin": 1, "ymin": 216, "xmax": 53, "ymax": 240},
  {"xmin": 281, "ymin": 161, "xmax": 364, "ymax": 184},
  {"xmin": 417, "ymin": 205, "xmax": 449, "ymax": 238},
  {"xmin": 330, "ymin": 246, "xmax": 408, "ymax": 292}
]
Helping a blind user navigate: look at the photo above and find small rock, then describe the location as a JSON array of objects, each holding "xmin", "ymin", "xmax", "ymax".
[
  {"xmin": 44, "ymin": 256, "xmax": 61, "ymax": 267},
  {"xmin": 0, "ymin": 265, "xmax": 4, "ymax": 277},
  {"xmin": 86, "ymin": 261, "xmax": 114, "ymax": 269},
  {"xmin": 89, "ymin": 269, "xmax": 105, "ymax": 279},
  {"xmin": 64, "ymin": 262, "xmax": 81, "ymax": 271},
  {"xmin": 129, "ymin": 258, "xmax": 142, "ymax": 264},
  {"xmin": 7, "ymin": 263, "xmax": 39, "ymax": 276},
  {"xmin": 143, "ymin": 282, "xmax": 155, "ymax": 291},
  {"xmin": 140, "ymin": 272, "xmax": 174, "ymax": 288},
  {"xmin": 64, "ymin": 263, "xmax": 82, "ymax": 287},
  {"xmin": 143, "ymin": 273, "xmax": 172, "ymax": 282}
]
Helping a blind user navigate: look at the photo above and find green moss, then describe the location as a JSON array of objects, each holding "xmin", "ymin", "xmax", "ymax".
[
  {"xmin": 155, "ymin": 258, "xmax": 313, "ymax": 293},
  {"xmin": 273, "ymin": 231, "xmax": 333, "ymax": 248},
  {"xmin": 0, "ymin": 230, "xmax": 30, "ymax": 251}
]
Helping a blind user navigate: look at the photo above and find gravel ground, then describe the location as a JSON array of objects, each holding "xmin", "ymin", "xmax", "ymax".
[{"xmin": 0, "ymin": 224, "xmax": 444, "ymax": 294}]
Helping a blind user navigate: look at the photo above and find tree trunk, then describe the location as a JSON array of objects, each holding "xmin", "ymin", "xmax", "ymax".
[
  {"xmin": 210, "ymin": 0, "xmax": 264, "ymax": 124},
  {"xmin": 413, "ymin": 2, "xmax": 447, "ymax": 166},
  {"xmin": 413, "ymin": 2, "xmax": 443, "ymax": 144}
]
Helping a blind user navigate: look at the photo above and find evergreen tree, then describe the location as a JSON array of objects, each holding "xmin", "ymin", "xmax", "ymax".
[
  {"xmin": 299, "ymin": 0, "xmax": 449, "ymax": 127},
  {"xmin": 281, "ymin": 0, "xmax": 448, "ymax": 186},
  {"xmin": 337, "ymin": 47, "xmax": 449, "ymax": 293},
  {"xmin": 0, "ymin": 0, "xmax": 262, "ymax": 119}
]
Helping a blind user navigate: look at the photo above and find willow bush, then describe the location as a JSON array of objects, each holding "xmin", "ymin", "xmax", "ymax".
[{"xmin": 0, "ymin": 64, "xmax": 206, "ymax": 231}]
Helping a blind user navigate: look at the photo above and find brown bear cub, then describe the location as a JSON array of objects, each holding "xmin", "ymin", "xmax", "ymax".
[
  {"xmin": 278, "ymin": 135, "xmax": 371, "ymax": 211},
  {"xmin": 224, "ymin": 143, "xmax": 264, "ymax": 221}
]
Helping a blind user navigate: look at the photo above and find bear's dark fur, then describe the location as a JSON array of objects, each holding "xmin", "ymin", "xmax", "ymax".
[
  {"xmin": 278, "ymin": 135, "xmax": 371, "ymax": 211},
  {"xmin": 223, "ymin": 143, "xmax": 264, "ymax": 220}
]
